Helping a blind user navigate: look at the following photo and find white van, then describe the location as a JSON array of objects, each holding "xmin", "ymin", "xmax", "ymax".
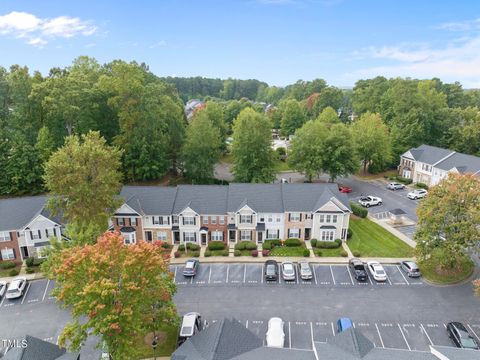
[{"xmin": 177, "ymin": 312, "xmax": 203, "ymax": 346}]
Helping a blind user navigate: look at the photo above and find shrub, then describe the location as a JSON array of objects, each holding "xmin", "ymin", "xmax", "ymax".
[
  {"xmin": 262, "ymin": 250, "xmax": 270, "ymax": 257},
  {"xmin": 186, "ymin": 243, "xmax": 200, "ymax": 251},
  {"xmin": 314, "ymin": 249, "xmax": 322, "ymax": 256},
  {"xmin": 208, "ymin": 241, "xmax": 225, "ymax": 251},
  {"xmin": 303, "ymin": 248, "xmax": 311, "ymax": 257},
  {"xmin": 335, "ymin": 239, "xmax": 342, "ymax": 247},
  {"xmin": 234, "ymin": 250, "xmax": 241, "ymax": 257},
  {"xmin": 350, "ymin": 202, "xmax": 368, "ymax": 218},
  {"xmin": 416, "ymin": 182, "xmax": 429, "ymax": 189},
  {"xmin": 347, "ymin": 228, "xmax": 353, "ymax": 239},
  {"xmin": 9, "ymin": 269, "xmax": 19, "ymax": 276},
  {"xmin": 264, "ymin": 239, "xmax": 281, "ymax": 248},
  {"xmin": 262, "ymin": 242, "xmax": 272, "ymax": 250},
  {"xmin": 26, "ymin": 268, "xmax": 35, "ymax": 274},
  {"xmin": 284, "ymin": 238, "xmax": 302, "ymax": 247},
  {"xmin": 310, "ymin": 239, "xmax": 317, "ymax": 247},
  {"xmin": 25, "ymin": 257, "xmax": 35, "ymax": 267},
  {"xmin": 33, "ymin": 258, "xmax": 45, "ymax": 266},
  {"xmin": 191, "ymin": 251, "xmax": 200, "ymax": 257},
  {"xmin": 0, "ymin": 261, "xmax": 16, "ymax": 269},
  {"xmin": 178, "ymin": 244, "xmax": 185, "ymax": 252},
  {"xmin": 316, "ymin": 241, "xmax": 341, "ymax": 249},
  {"xmin": 221, "ymin": 250, "xmax": 229, "ymax": 256},
  {"xmin": 251, "ymin": 250, "xmax": 259, "ymax": 257},
  {"xmin": 161, "ymin": 242, "xmax": 172, "ymax": 250},
  {"xmin": 396, "ymin": 175, "xmax": 412, "ymax": 185},
  {"xmin": 204, "ymin": 250, "xmax": 212, "ymax": 257},
  {"xmin": 245, "ymin": 242, "xmax": 257, "ymax": 250},
  {"xmin": 352, "ymin": 251, "xmax": 361, "ymax": 257},
  {"xmin": 174, "ymin": 251, "xmax": 181, "ymax": 258},
  {"xmin": 340, "ymin": 250, "xmax": 348, "ymax": 257},
  {"xmin": 235, "ymin": 242, "xmax": 245, "ymax": 250}
]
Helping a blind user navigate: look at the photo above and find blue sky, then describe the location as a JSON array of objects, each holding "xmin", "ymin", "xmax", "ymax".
[{"xmin": 1, "ymin": 0, "xmax": 480, "ymax": 87}]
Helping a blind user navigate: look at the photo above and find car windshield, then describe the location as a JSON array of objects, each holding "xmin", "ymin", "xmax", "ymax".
[
  {"xmin": 354, "ymin": 264, "xmax": 364, "ymax": 271},
  {"xmin": 360, "ymin": 197, "xmax": 369, "ymax": 201},
  {"xmin": 460, "ymin": 337, "xmax": 477, "ymax": 348},
  {"xmin": 266, "ymin": 265, "xmax": 276, "ymax": 274},
  {"xmin": 180, "ymin": 326, "xmax": 193, "ymax": 336},
  {"xmin": 283, "ymin": 264, "xmax": 293, "ymax": 271},
  {"xmin": 375, "ymin": 269, "xmax": 385, "ymax": 275},
  {"xmin": 7, "ymin": 288, "xmax": 18, "ymax": 293},
  {"xmin": 185, "ymin": 262, "xmax": 195, "ymax": 269},
  {"xmin": 300, "ymin": 263, "xmax": 310, "ymax": 271}
]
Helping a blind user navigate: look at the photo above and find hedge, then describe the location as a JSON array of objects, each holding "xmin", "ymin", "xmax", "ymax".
[
  {"xmin": 9, "ymin": 269, "xmax": 19, "ymax": 276},
  {"xmin": 303, "ymin": 248, "xmax": 311, "ymax": 257},
  {"xmin": 208, "ymin": 241, "xmax": 225, "ymax": 251},
  {"xmin": 262, "ymin": 250, "xmax": 270, "ymax": 257},
  {"xmin": 221, "ymin": 250, "xmax": 229, "ymax": 256},
  {"xmin": 416, "ymin": 182, "xmax": 429, "ymax": 189},
  {"xmin": 186, "ymin": 243, "xmax": 200, "ymax": 251},
  {"xmin": 284, "ymin": 238, "xmax": 302, "ymax": 247},
  {"xmin": 191, "ymin": 251, "xmax": 200, "ymax": 257},
  {"xmin": 178, "ymin": 244, "xmax": 185, "ymax": 251},
  {"xmin": 310, "ymin": 239, "xmax": 317, "ymax": 247},
  {"xmin": 316, "ymin": 239, "xmax": 342, "ymax": 249},
  {"xmin": 263, "ymin": 239, "xmax": 282, "ymax": 249},
  {"xmin": 204, "ymin": 250, "xmax": 212, "ymax": 257},
  {"xmin": 0, "ymin": 261, "xmax": 16, "ymax": 269},
  {"xmin": 26, "ymin": 268, "xmax": 35, "ymax": 274},
  {"xmin": 234, "ymin": 250, "xmax": 241, "ymax": 257},
  {"xmin": 396, "ymin": 176, "xmax": 413, "ymax": 185},
  {"xmin": 352, "ymin": 251, "xmax": 361, "ymax": 257},
  {"xmin": 340, "ymin": 251, "xmax": 348, "ymax": 257},
  {"xmin": 235, "ymin": 241, "xmax": 257, "ymax": 251},
  {"xmin": 350, "ymin": 202, "xmax": 368, "ymax": 218},
  {"xmin": 174, "ymin": 251, "xmax": 181, "ymax": 258}
]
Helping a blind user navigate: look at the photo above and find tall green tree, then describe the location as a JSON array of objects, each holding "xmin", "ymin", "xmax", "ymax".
[
  {"xmin": 311, "ymin": 87, "xmax": 343, "ymax": 118},
  {"xmin": 182, "ymin": 111, "xmax": 222, "ymax": 183},
  {"xmin": 415, "ymin": 173, "xmax": 480, "ymax": 270},
  {"xmin": 448, "ymin": 107, "xmax": 480, "ymax": 156},
  {"xmin": 281, "ymin": 99, "xmax": 306, "ymax": 136},
  {"xmin": 232, "ymin": 108, "xmax": 275, "ymax": 182},
  {"xmin": 200, "ymin": 101, "xmax": 227, "ymax": 151},
  {"xmin": 43, "ymin": 131, "xmax": 123, "ymax": 244},
  {"xmin": 316, "ymin": 106, "xmax": 341, "ymax": 126},
  {"xmin": 35, "ymin": 126, "xmax": 56, "ymax": 165},
  {"xmin": 53, "ymin": 232, "xmax": 177, "ymax": 360},
  {"xmin": 351, "ymin": 112, "xmax": 392, "ymax": 174}
]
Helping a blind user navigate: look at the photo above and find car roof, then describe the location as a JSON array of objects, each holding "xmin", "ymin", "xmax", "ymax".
[
  {"xmin": 266, "ymin": 260, "xmax": 277, "ymax": 265},
  {"xmin": 350, "ymin": 258, "xmax": 363, "ymax": 264}
]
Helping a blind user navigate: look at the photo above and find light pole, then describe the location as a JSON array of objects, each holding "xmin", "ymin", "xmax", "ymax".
[{"xmin": 151, "ymin": 335, "xmax": 158, "ymax": 360}]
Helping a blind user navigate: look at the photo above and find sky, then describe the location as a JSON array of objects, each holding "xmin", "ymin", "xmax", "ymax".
[{"xmin": 1, "ymin": 0, "xmax": 480, "ymax": 88}]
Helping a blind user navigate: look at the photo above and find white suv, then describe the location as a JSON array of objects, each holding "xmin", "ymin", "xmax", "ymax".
[
  {"xmin": 407, "ymin": 189, "xmax": 427, "ymax": 200},
  {"xmin": 6, "ymin": 277, "xmax": 27, "ymax": 299}
]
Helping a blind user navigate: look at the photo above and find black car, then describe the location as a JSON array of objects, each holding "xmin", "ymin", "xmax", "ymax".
[
  {"xmin": 447, "ymin": 322, "xmax": 479, "ymax": 350},
  {"xmin": 264, "ymin": 260, "xmax": 279, "ymax": 281},
  {"xmin": 349, "ymin": 258, "xmax": 367, "ymax": 281},
  {"xmin": 183, "ymin": 259, "xmax": 199, "ymax": 277}
]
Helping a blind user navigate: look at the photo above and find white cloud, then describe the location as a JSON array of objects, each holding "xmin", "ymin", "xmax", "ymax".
[
  {"xmin": 150, "ymin": 40, "xmax": 167, "ymax": 48},
  {"xmin": 434, "ymin": 18, "xmax": 480, "ymax": 32},
  {"xmin": 0, "ymin": 11, "xmax": 97, "ymax": 47}
]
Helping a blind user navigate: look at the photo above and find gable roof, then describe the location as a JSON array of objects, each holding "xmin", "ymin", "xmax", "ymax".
[
  {"xmin": 2, "ymin": 335, "xmax": 79, "ymax": 360},
  {"xmin": 173, "ymin": 185, "xmax": 228, "ymax": 214},
  {"xmin": 0, "ymin": 196, "xmax": 48, "ymax": 232},
  {"xmin": 120, "ymin": 186, "xmax": 177, "ymax": 215},
  {"xmin": 227, "ymin": 184, "xmax": 283, "ymax": 213},
  {"xmin": 434, "ymin": 152, "xmax": 480, "ymax": 174},
  {"xmin": 402, "ymin": 144, "xmax": 454, "ymax": 165}
]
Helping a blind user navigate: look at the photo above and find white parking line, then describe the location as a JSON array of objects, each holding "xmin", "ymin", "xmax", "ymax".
[
  {"xmin": 0, "ymin": 292, "xmax": 6, "ymax": 307},
  {"xmin": 310, "ymin": 322, "xmax": 315, "ymax": 349},
  {"xmin": 347, "ymin": 266, "xmax": 354, "ymax": 285},
  {"xmin": 375, "ymin": 323, "xmax": 385, "ymax": 348},
  {"xmin": 329, "ymin": 266, "xmax": 336, "ymax": 285},
  {"xmin": 367, "ymin": 274, "xmax": 373, "ymax": 285},
  {"xmin": 208, "ymin": 266, "xmax": 212, "ymax": 284},
  {"xmin": 331, "ymin": 322, "xmax": 335, "ymax": 336},
  {"xmin": 174, "ymin": 266, "xmax": 177, "ymax": 282},
  {"xmin": 21, "ymin": 282, "xmax": 31, "ymax": 305},
  {"xmin": 245, "ymin": 320, "xmax": 248, "ymax": 329},
  {"xmin": 295, "ymin": 266, "xmax": 299, "ymax": 285},
  {"xmin": 261, "ymin": 265, "xmax": 264, "ymax": 283},
  {"xmin": 243, "ymin": 264, "xmax": 247, "ymax": 283},
  {"xmin": 190, "ymin": 275, "xmax": 193, "ymax": 284},
  {"xmin": 312, "ymin": 265, "xmax": 318, "ymax": 285},
  {"xmin": 288, "ymin": 321, "xmax": 292, "ymax": 349},
  {"xmin": 420, "ymin": 323, "xmax": 433, "ymax": 346},
  {"xmin": 396, "ymin": 265, "xmax": 410, "ymax": 285},
  {"xmin": 398, "ymin": 324, "xmax": 411, "ymax": 350},
  {"xmin": 386, "ymin": 275, "xmax": 392, "ymax": 286},
  {"xmin": 467, "ymin": 324, "xmax": 480, "ymax": 343},
  {"xmin": 226, "ymin": 264, "xmax": 229, "ymax": 283}
]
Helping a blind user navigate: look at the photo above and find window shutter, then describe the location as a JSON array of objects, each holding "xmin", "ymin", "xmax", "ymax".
[
  {"xmin": 127, "ymin": 218, "xmax": 131, "ymax": 226},
  {"xmin": 194, "ymin": 233, "xmax": 197, "ymax": 241},
  {"xmin": 12, "ymin": 249, "xmax": 16, "ymax": 259},
  {"xmin": 38, "ymin": 230, "xmax": 41, "ymax": 238},
  {"xmin": 53, "ymin": 228, "xmax": 57, "ymax": 237},
  {"xmin": 299, "ymin": 229, "xmax": 302, "ymax": 238},
  {"xmin": 116, "ymin": 218, "xmax": 119, "ymax": 226},
  {"xmin": 250, "ymin": 231, "xmax": 253, "ymax": 240},
  {"xmin": 183, "ymin": 233, "xmax": 185, "ymax": 241},
  {"xmin": 168, "ymin": 216, "xmax": 170, "ymax": 225},
  {"xmin": 277, "ymin": 229, "xmax": 280, "ymax": 238},
  {"xmin": 287, "ymin": 229, "xmax": 290, "ymax": 238},
  {"xmin": 288, "ymin": 213, "xmax": 291, "ymax": 221},
  {"xmin": 9, "ymin": 232, "xmax": 14, "ymax": 241},
  {"xmin": 30, "ymin": 231, "xmax": 33, "ymax": 239},
  {"xmin": 45, "ymin": 229, "xmax": 49, "ymax": 237},
  {"xmin": 299, "ymin": 213, "xmax": 302, "ymax": 221},
  {"xmin": 194, "ymin": 217, "xmax": 196, "ymax": 225}
]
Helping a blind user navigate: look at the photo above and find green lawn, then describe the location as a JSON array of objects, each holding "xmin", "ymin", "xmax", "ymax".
[
  {"xmin": 208, "ymin": 249, "xmax": 229, "ymax": 256},
  {"xmin": 419, "ymin": 253, "xmax": 474, "ymax": 285},
  {"xmin": 136, "ymin": 324, "xmax": 178, "ymax": 358},
  {"xmin": 269, "ymin": 246, "xmax": 307, "ymax": 257},
  {"xmin": 274, "ymin": 160, "xmax": 291, "ymax": 172},
  {"xmin": 347, "ymin": 218, "xmax": 414, "ymax": 258},
  {"xmin": 314, "ymin": 247, "xmax": 346, "ymax": 257},
  {"xmin": 236, "ymin": 249, "xmax": 254, "ymax": 256}
]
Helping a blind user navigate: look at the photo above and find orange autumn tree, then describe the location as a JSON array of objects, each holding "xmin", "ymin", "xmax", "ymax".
[{"xmin": 53, "ymin": 231, "xmax": 177, "ymax": 360}]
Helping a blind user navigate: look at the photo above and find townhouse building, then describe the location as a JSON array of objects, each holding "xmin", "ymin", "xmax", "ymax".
[{"xmin": 399, "ymin": 144, "xmax": 480, "ymax": 187}]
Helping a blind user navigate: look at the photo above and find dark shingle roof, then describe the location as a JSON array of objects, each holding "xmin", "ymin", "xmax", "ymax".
[
  {"xmin": 120, "ymin": 186, "xmax": 177, "ymax": 215},
  {"xmin": 0, "ymin": 196, "xmax": 48, "ymax": 231},
  {"xmin": 329, "ymin": 327, "xmax": 374, "ymax": 358},
  {"xmin": 282, "ymin": 183, "xmax": 349, "ymax": 211},
  {"xmin": 231, "ymin": 347, "xmax": 316, "ymax": 360},
  {"xmin": 431, "ymin": 345, "xmax": 480, "ymax": 360},
  {"xmin": 404, "ymin": 144, "xmax": 454, "ymax": 165},
  {"xmin": 173, "ymin": 185, "xmax": 228, "ymax": 214},
  {"xmin": 227, "ymin": 184, "xmax": 283, "ymax": 213},
  {"xmin": 434, "ymin": 152, "xmax": 480, "ymax": 173},
  {"xmin": 1, "ymin": 335, "xmax": 79, "ymax": 360}
]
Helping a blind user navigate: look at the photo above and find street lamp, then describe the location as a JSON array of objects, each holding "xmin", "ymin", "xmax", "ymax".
[{"xmin": 151, "ymin": 335, "xmax": 158, "ymax": 360}]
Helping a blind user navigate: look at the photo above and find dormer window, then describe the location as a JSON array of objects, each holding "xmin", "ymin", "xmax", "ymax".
[
  {"xmin": 183, "ymin": 216, "xmax": 195, "ymax": 225},
  {"xmin": 240, "ymin": 215, "xmax": 252, "ymax": 224}
]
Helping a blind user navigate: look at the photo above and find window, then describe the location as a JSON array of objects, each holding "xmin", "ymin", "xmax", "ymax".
[
  {"xmin": 122, "ymin": 232, "xmax": 136, "ymax": 245},
  {"xmin": 289, "ymin": 228, "xmax": 299, "ymax": 238},
  {"xmin": 0, "ymin": 232, "xmax": 11, "ymax": 242},
  {"xmin": 153, "ymin": 217, "xmax": 159, "ymax": 225},
  {"xmin": 276, "ymin": 216, "xmax": 281, "ymax": 223},
  {"xmin": 266, "ymin": 230, "xmax": 277, "ymax": 239},
  {"xmin": 157, "ymin": 231, "xmax": 167, "ymax": 241},
  {"xmin": 37, "ymin": 246, "xmax": 48, "ymax": 259},
  {"xmin": 118, "ymin": 218, "xmax": 125, "ymax": 226},
  {"xmin": 184, "ymin": 231, "xmax": 196, "ymax": 242},
  {"xmin": 211, "ymin": 231, "xmax": 223, "ymax": 241},
  {"xmin": 211, "ymin": 217, "xmax": 217, "ymax": 225},
  {"xmin": 305, "ymin": 214, "xmax": 312, "ymax": 220},
  {"xmin": 31, "ymin": 231, "xmax": 41, "ymax": 240},
  {"xmin": 321, "ymin": 231, "xmax": 335, "ymax": 241},
  {"xmin": 172, "ymin": 215, "xmax": 179, "ymax": 225},
  {"xmin": 267, "ymin": 215, "xmax": 273, "ymax": 223},
  {"xmin": 131, "ymin": 218, "xmax": 137, "ymax": 226},
  {"xmin": 203, "ymin": 216, "xmax": 209, "ymax": 225},
  {"xmin": 326, "ymin": 215, "xmax": 331, "ymax": 223},
  {"xmin": 332, "ymin": 215, "xmax": 337, "ymax": 223},
  {"xmin": 1, "ymin": 248, "xmax": 14, "ymax": 260},
  {"xmin": 241, "ymin": 230, "xmax": 251, "ymax": 241},
  {"xmin": 259, "ymin": 216, "xmax": 265, "ymax": 222},
  {"xmin": 220, "ymin": 217, "xmax": 225, "ymax": 225},
  {"xmin": 240, "ymin": 215, "xmax": 252, "ymax": 224},
  {"xmin": 319, "ymin": 215, "xmax": 325, "ymax": 223},
  {"xmin": 290, "ymin": 213, "xmax": 300, "ymax": 222},
  {"xmin": 183, "ymin": 216, "xmax": 195, "ymax": 225}
]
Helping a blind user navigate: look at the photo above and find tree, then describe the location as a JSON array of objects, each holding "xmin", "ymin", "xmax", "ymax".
[
  {"xmin": 231, "ymin": 108, "xmax": 275, "ymax": 182},
  {"xmin": 415, "ymin": 173, "xmax": 480, "ymax": 269},
  {"xmin": 288, "ymin": 120, "xmax": 327, "ymax": 182},
  {"xmin": 43, "ymin": 131, "xmax": 123, "ymax": 244},
  {"xmin": 316, "ymin": 106, "xmax": 341, "ymax": 126},
  {"xmin": 182, "ymin": 111, "xmax": 222, "ymax": 183},
  {"xmin": 321, "ymin": 124, "xmax": 359, "ymax": 182},
  {"xmin": 35, "ymin": 126, "xmax": 56, "ymax": 165},
  {"xmin": 280, "ymin": 99, "xmax": 306, "ymax": 136},
  {"xmin": 311, "ymin": 87, "xmax": 343, "ymax": 118},
  {"xmin": 53, "ymin": 232, "xmax": 177, "ymax": 360},
  {"xmin": 448, "ymin": 107, "xmax": 480, "ymax": 156},
  {"xmin": 351, "ymin": 112, "xmax": 392, "ymax": 174},
  {"xmin": 199, "ymin": 101, "xmax": 227, "ymax": 151}
]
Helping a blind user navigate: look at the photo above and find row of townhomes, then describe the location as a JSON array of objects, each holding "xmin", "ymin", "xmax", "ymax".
[
  {"xmin": 399, "ymin": 144, "xmax": 480, "ymax": 187},
  {"xmin": 0, "ymin": 183, "xmax": 351, "ymax": 263},
  {"xmin": 111, "ymin": 183, "xmax": 351, "ymax": 247}
]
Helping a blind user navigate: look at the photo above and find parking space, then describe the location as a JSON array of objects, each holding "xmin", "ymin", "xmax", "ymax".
[
  {"xmin": 0, "ymin": 279, "xmax": 57, "ymax": 310},
  {"xmin": 245, "ymin": 320, "xmax": 267, "ymax": 345},
  {"xmin": 226, "ymin": 264, "xmax": 244, "ymax": 284},
  {"xmin": 384, "ymin": 266, "xmax": 408, "ymax": 286},
  {"xmin": 377, "ymin": 323, "xmax": 409, "ymax": 350},
  {"xmin": 353, "ymin": 322, "xmax": 382, "ymax": 347},
  {"xmin": 422, "ymin": 323, "xmax": 452, "ymax": 347},
  {"xmin": 209, "ymin": 264, "xmax": 228, "ymax": 284},
  {"xmin": 172, "ymin": 265, "xmax": 188, "ymax": 285},
  {"xmin": 312, "ymin": 322, "xmax": 335, "ymax": 343},
  {"xmin": 330, "ymin": 265, "xmax": 353, "ymax": 286},
  {"xmin": 400, "ymin": 323, "xmax": 431, "ymax": 351},
  {"xmin": 22, "ymin": 279, "xmax": 49, "ymax": 304},
  {"xmin": 289, "ymin": 321, "xmax": 311, "ymax": 349},
  {"xmin": 244, "ymin": 264, "xmax": 262, "ymax": 285},
  {"xmin": 192, "ymin": 264, "xmax": 210, "ymax": 285},
  {"xmin": 312, "ymin": 265, "xmax": 333, "ymax": 285}
]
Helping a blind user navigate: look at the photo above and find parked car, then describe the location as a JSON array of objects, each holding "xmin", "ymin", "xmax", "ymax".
[
  {"xmin": 298, "ymin": 261, "xmax": 312, "ymax": 280},
  {"xmin": 266, "ymin": 317, "xmax": 285, "ymax": 348},
  {"xmin": 387, "ymin": 182, "xmax": 406, "ymax": 190},
  {"xmin": 366, "ymin": 261, "xmax": 387, "ymax": 282},
  {"xmin": 183, "ymin": 259, "xmax": 199, "ymax": 277},
  {"xmin": 407, "ymin": 189, "xmax": 428, "ymax": 200},
  {"xmin": 400, "ymin": 261, "xmax": 421, "ymax": 278},
  {"xmin": 281, "ymin": 261, "xmax": 296, "ymax": 281},
  {"xmin": 358, "ymin": 196, "xmax": 382, "ymax": 207},
  {"xmin": 264, "ymin": 260, "xmax": 279, "ymax": 281},
  {"xmin": 0, "ymin": 281, "xmax": 6, "ymax": 298},
  {"xmin": 349, "ymin": 258, "xmax": 368, "ymax": 281},
  {"xmin": 337, "ymin": 317, "xmax": 353, "ymax": 333},
  {"xmin": 177, "ymin": 312, "xmax": 203, "ymax": 346},
  {"xmin": 5, "ymin": 277, "xmax": 27, "ymax": 299},
  {"xmin": 339, "ymin": 186, "xmax": 352, "ymax": 193},
  {"xmin": 446, "ymin": 322, "xmax": 479, "ymax": 350}
]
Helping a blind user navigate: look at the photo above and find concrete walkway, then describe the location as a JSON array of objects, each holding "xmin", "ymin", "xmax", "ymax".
[
  {"xmin": 342, "ymin": 241, "xmax": 354, "ymax": 257},
  {"xmin": 368, "ymin": 215, "xmax": 417, "ymax": 248}
]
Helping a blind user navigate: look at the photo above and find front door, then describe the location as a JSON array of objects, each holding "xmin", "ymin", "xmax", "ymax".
[
  {"xmin": 201, "ymin": 233, "xmax": 207, "ymax": 245},
  {"xmin": 229, "ymin": 230, "xmax": 236, "ymax": 243},
  {"xmin": 304, "ymin": 228, "xmax": 311, "ymax": 241},
  {"xmin": 173, "ymin": 231, "xmax": 180, "ymax": 244},
  {"xmin": 145, "ymin": 231, "xmax": 153, "ymax": 242},
  {"xmin": 257, "ymin": 232, "xmax": 263, "ymax": 244}
]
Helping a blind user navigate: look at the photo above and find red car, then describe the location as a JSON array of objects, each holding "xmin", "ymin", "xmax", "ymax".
[{"xmin": 339, "ymin": 186, "xmax": 352, "ymax": 193}]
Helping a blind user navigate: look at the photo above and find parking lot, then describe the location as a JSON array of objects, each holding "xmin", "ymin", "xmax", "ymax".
[
  {"xmin": 0, "ymin": 278, "xmax": 56, "ymax": 310},
  {"xmin": 170, "ymin": 263, "xmax": 425, "ymax": 287},
  {"xmin": 203, "ymin": 317, "xmax": 480, "ymax": 352}
]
